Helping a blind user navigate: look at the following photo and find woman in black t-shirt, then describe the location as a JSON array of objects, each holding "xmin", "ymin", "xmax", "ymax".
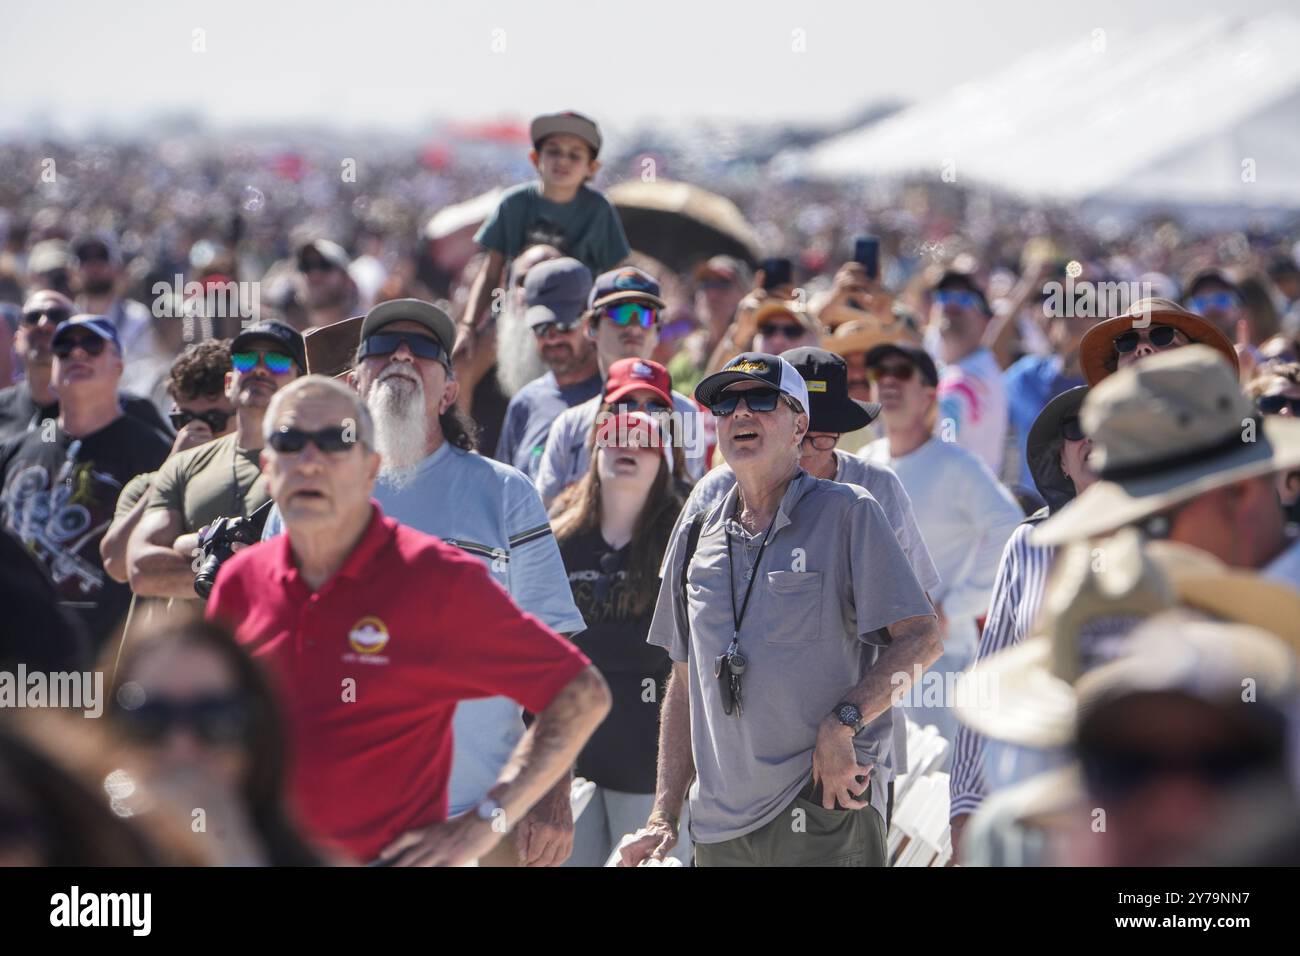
[{"xmin": 552, "ymin": 409, "xmax": 687, "ymax": 866}]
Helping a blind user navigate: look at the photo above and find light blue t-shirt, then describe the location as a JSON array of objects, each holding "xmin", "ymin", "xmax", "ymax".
[{"xmin": 261, "ymin": 441, "xmax": 585, "ymax": 815}]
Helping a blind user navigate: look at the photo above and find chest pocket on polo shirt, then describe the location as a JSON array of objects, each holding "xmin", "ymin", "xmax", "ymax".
[{"xmin": 763, "ymin": 571, "xmax": 822, "ymax": 644}]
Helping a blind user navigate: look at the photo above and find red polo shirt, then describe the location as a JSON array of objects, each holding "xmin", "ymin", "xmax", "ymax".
[{"xmin": 206, "ymin": 503, "xmax": 591, "ymax": 862}]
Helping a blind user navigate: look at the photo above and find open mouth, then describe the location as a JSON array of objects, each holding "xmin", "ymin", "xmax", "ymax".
[
  {"xmin": 288, "ymin": 488, "xmax": 327, "ymax": 504},
  {"xmin": 614, "ymin": 453, "xmax": 638, "ymax": 467},
  {"xmin": 732, "ymin": 429, "xmax": 759, "ymax": 444}
]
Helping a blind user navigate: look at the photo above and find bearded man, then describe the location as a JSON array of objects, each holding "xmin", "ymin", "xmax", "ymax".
[{"xmin": 260, "ymin": 298, "xmax": 586, "ymax": 867}]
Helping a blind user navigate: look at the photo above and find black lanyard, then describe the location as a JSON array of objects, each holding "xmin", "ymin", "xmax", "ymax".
[{"xmin": 725, "ymin": 508, "xmax": 777, "ymax": 643}]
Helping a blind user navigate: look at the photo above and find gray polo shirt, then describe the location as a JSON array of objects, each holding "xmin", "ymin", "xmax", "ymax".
[
  {"xmin": 673, "ymin": 451, "xmax": 943, "ymax": 779},
  {"xmin": 648, "ymin": 470, "xmax": 934, "ymax": 844}
]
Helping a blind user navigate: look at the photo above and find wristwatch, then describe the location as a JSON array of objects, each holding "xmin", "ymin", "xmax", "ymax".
[{"xmin": 833, "ymin": 701, "xmax": 867, "ymax": 735}]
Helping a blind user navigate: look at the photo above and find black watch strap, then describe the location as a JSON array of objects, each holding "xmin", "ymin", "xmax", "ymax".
[{"xmin": 833, "ymin": 701, "xmax": 867, "ymax": 735}]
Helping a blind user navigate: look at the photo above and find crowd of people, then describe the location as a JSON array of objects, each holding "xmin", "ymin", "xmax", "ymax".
[{"xmin": 2, "ymin": 109, "xmax": 1299, "ymax": 867}]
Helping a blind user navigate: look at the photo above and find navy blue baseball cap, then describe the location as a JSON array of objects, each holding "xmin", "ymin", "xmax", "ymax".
[
  {"xmin": 52, "ymin": 314, "xmax": 121, "ymax": 353},
  {"xmin": 588, "ymin": 266, "xmax": 666, "ymax": 312},
  {"xmin": 524, "ymin": 257, "xmax": 593, "ymax": 328}
]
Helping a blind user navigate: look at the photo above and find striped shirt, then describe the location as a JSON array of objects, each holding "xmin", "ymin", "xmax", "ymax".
[{"xmin": 949, "ymin": 518, "xmax": 1057, "ymax": 819}]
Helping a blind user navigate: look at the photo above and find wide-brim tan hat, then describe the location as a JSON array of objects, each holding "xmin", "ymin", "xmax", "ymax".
[
  {"xmin": 1078, "ymin": 296, "xmax": 1239, "ymax": 386},
  {"xmin": 956, "ymin": 531, "xmax": 1174, "ymax": 748},
  {"xmin": 752, "ymin": 299, "xmax": 820, "ymax": 335},
  {"xmin": 823, "ymin": 317, "xmax": 902, "ymax": 358},
  {"xmin": 1034, "ymin": 345, "xmax": 1300, "ymax": 547},
  {"xmin": 957, "ymin": 532, "xmax": 1300, "ymax": 749},
  {"xmin": 1074, "ymin": 619, "xmax": 1298, "ymax": 719}
]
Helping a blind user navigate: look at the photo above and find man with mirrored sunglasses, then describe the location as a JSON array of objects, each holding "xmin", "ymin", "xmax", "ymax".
[
  {"xmin": 494, "ymin": 258, "xmax": 601, "ymax": 478},
  {"xmin": 0, "ymin": 290, "xmax": 171, "ymax": 444},
  {"xmin": 208, "ymin": 375, "xmax": 611, "ymax": 866},
  {"xmin": 128, "ymin": 321, "xmax": 304, "ymax": 602},
  {"xmin": 0, "ymin": 315, "xmax": 171, "ymax": 651},
  {"xmin": 622, "ymin": 352, "xmax": 940, "ymax": 867},
  {"xmin": 537, "ymin": 267, "xmax": 708, "ymax": 505}
]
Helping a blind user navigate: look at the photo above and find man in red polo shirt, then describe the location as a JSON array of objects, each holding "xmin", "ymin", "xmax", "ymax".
[{"xmin": 206, "ymin": 375, "xmax": 611, "ymax": 865}]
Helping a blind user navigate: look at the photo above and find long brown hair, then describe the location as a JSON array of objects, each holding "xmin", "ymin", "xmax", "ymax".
[
  {"xmin": 552, "ymin": 404, "xmax": 686, "ymax": 616},
  {"xmin": 105, "ymin": 611, "xmax": 327, "ymax": 866}
]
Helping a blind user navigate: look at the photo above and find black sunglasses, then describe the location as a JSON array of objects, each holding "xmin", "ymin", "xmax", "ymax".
[
  {"xmin": 21, "ymin": 306, "xmax": 72, "ymax": 326},
  {"xmin": 117, "ymin": 695, "xmax": 250, "ymax": 746},
  {"xmin": 358, "ymin": 331, "xmax": 447, "ymax": 365},
  {"xmin": 1114, "ymin": 325, "xmax": 1178, "ymax": 354},
  {"xmin": 532, "ymin": 319, "xmax": 582, "ymax": 338},
  {"xmin": 269, "ymin": 425, "xmax": 357, "ymax": 454},
  {"xmin": 298, "ymin": 258, "xmax": 335, "ymax": 274},
  {"xmin": 710, "ymin": 387, "xmax": 785, "ymax": 417},
  {"xmin": 170, "ymin": 408, "xmax": 233, "ymax": 433},
  {"xmin": 1259, "ymin": 394, "xmax": 1300, "ymax": 416},
  {"xmin": 1061, "ymin": 416, "xmax": 1086, "ymax": 442},
  {"xmin": 52, "ymin": 334, "xmax": 107, "ymax": 358}
]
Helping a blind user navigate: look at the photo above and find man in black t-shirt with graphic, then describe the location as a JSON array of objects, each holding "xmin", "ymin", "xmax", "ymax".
[
  {"xmin": 0, "ymin": 290, "xmax": 171, "ymax": 443},
  {"xmin": 0, "ymin": 315, "xmax": 169, "ymax": 650}
]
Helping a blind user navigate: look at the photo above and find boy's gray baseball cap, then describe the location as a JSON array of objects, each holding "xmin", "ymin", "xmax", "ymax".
[{"xmin": 530, "ymin": 111, "xmax": 601, "ymax": 156}]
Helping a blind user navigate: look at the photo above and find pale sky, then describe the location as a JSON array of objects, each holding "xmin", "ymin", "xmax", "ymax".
[{"xmin": 3, "ymin": 0, "xmax": 1295, "ymax": 139}]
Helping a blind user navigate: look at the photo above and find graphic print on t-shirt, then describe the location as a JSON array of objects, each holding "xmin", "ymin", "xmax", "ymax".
[
  {"xmin": 525, "ymin": 217, "xmax": 567, "ymax": 253},
  {"xmin": 2, "ymin": 452, "xmax": 119, "ymax": 601}
]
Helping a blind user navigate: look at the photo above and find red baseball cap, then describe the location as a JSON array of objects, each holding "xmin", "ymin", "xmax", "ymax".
[{"xmin": 604, "ymin": 357, "xmax": 672, "ymax": 407}]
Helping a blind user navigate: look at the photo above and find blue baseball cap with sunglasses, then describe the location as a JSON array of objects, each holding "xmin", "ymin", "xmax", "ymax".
[{"xmin": 52, "ymin": 314, "xmax": 122, "ymax": 354}]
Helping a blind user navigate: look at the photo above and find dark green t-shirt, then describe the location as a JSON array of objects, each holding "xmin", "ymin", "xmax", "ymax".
[
  {"xmin": 146, "ymin": 432, "xmax": 268, "ymax": 534},
  {"xmin": 474, "ymin": 182, "xmax": 630, "ymax": 275}
]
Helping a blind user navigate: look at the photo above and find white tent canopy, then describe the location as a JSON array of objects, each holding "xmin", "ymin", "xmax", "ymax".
[{"xmin": 793, "ymin": 14, "xmax": 1300, "ymax": 208}]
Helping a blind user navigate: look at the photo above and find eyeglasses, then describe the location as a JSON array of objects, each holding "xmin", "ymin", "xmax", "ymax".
[
  {"xmin": 532, "ymin": 319, "xmax": 582, "ymax": 338},
  {"xmin": 169, "ymin": 408, "xmax": 233, "ymax": 433},
  {"xmin": 613, "ymin": 397, "xmax": 670, "ymax": 415},
  {"xmin": 602, "ymin": 302, "xmax": 658, "ymax": 329},
  {"xmin": 21, "ymin": 306, "xmax": 72, "ymax": 326},
  {"xmin": 1188, "ymin": 292, "xmax": 1240, "ymax": 313},
  {"xmin": 867, "ymin": 361, "xmax": 916, "ymax": 383},
  {"xmin": 76, "ymin": 246, "xmax": 110, "ymax": 265},
  {"xmin": 1061, "ymin": 416, "xmax": 1086, "ymax": 442},
  {"xmin": 357, "ymin": 331, "xmax": 447, "ymax": 365},
  {"xmin": 1114, "ymin": 325, "xmax": 1180, "ymax": 354},
  {"xmin": 710, "ymin": 387, "xmax": 792, "ymax": 417},
  {"xmin": 52, "ymin": 334, "xmax": 107, "ymax": 358},
  {"xmin": 1258, "ymin": 394, "xmax": 1300, "ymax": 416},
  {"xmin": 757, "ymin": 323, "xmax": 806, "ymax": 340},
  {"xmin": 117, "ymin": 694, "xmax": 250, "ymax": 747},
  {"xmin": 800, "ymin": 434, "xmax": 838, "ymax": 451},
  {"xmin": 232, "ymin": 350, "xmax": 296, "ymax": 375},
  {"xmin": 268, "ymin": 425, "xmax": 356, "ymax": 454},
  {"xmin": 934, "ymin": 290, "xmax": 981, "ymax": 310},
  {"xmin": 298, "ymin": 258, "xmax": 335, "ymax": 274}
]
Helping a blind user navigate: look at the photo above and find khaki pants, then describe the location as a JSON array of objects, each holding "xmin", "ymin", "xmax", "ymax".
[{"xmin": 694, "ymin": 783, "xmax": 887, "ymax": 867}]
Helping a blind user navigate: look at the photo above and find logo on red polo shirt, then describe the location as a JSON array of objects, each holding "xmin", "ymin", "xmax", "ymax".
[{"xmin": 348, "ymin": 616, "xmax": 390, "ymax": 655}]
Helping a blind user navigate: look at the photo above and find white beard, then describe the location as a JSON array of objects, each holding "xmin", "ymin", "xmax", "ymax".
[
  {"xmin": 495, "ymin": 299, "xmax": 548, "ymax": 397},
  {"xmin": 367, "ymin": 371, "xmax": 431, "ymax": 489}
]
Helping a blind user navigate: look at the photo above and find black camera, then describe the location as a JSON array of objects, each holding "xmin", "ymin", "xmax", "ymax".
[{"xmin": 193, "ymin": 500, "xmax": 274, "ymax": 599}]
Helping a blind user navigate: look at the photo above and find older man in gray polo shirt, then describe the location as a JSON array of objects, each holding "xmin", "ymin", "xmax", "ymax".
[{"xmin": 621, "ymin": 352, "xmax": 942, "ymax": 867}]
